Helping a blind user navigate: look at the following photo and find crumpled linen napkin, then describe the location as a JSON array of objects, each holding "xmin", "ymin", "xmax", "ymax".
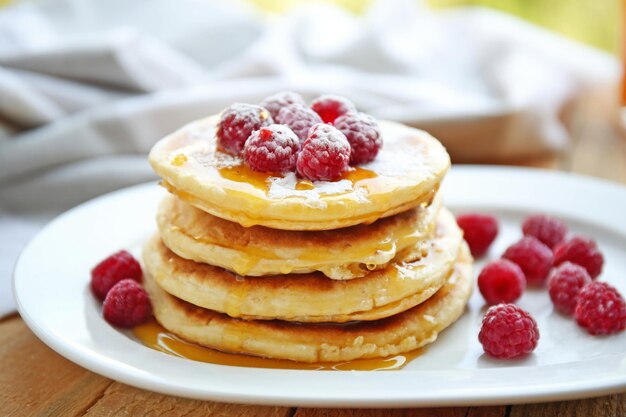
[{"xmin": 0, "ymin": 0, "xmax": 619, "ymax": 316}]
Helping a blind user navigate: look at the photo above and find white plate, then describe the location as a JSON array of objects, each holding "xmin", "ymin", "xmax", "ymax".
[{"xmin": 13, "ymin": 166, "xmax": 626, "ymax": 407}]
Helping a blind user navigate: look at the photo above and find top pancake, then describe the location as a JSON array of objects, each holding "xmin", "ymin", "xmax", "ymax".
[{"xmin": 149, "ymin": 115, "xmax": 450, "ymax": 230}]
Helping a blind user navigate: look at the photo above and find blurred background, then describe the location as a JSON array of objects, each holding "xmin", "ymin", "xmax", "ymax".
[{"xmin": 0, "ymin": 0, "xmax": 623, "ymax": 314}]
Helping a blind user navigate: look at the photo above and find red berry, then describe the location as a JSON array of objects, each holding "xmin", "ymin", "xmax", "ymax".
[
  {"xmin": 91, "ymin": 250, "xmax": 142, "ymax": 301},
  {"xmin": 216, "ymin": 103, "xmax": 273, "ymax": 155},
  {"xmin": 310, "ymin": 95, "xmax": 356, "ymax": 124},
  {"xmin": 548, "ymin": 262, "xmax": 592, "ymax": 315},
  {"xmin": 260, "ymin": 91, "xmax": 306, "ymax": 119},
  {"xmin": 522, "ymin": 214, "xmax": 567, "ymax": 249},
  {"xmin": 334, "ymin": 112, "xmax": 382, "ymax": 164},
  {"xmin": 276, "ymin": 104, "xmax": 323, "ymax": 141},
  {"xmin": 103, "ymin": 279, "xmax": 152, "ymax": 328},
  {"xmin": 575, "ymin": 282, "xmax": 626, "ymax": 335},
  {"xmin": 243, "ymin": 125, "xmax": 300, "ymax": 173},
  {"xmin": 478, "ymin": 304, "xmax": 540, "ymax": 359},
  {"xmin": 554, "ymin": 236, "xmax": 604, "ymax": 279},
  {"xmin": 456, "ymin": 213, "xmax": 498, "ymax": 258},
  {"xmin": 296, "ymin": 124, "xmax": 350, "ymax": 181},
  {"xmin": 502, "ymin": 236, "xmax": 553, "ymax": 285},
  {"xmin": 478, "ymin": 260, "xmax": 526, "ymax": 305}
]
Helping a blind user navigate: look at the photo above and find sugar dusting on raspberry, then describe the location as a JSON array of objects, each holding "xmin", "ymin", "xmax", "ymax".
[
  {"xmin": 243, "ymin": 124, "xmax": 300, "ymax": 173},
  {"xmin": 296, "ymin": 123, "xmax": 351, "ymax": 181},
  {"xmin": 334, "ymin": 112, "xmax": 382, "ymax": 164},
  {"xmin": 260, "ymin": 91, "xmax": 306, "ymax": 119},
  {"xmin": 216, "ymin": 103, "xmax": 273, "ymax": 155},
  {"xmin": 276, "ymin": 104, "xmax": 323, "ymax": 141}
]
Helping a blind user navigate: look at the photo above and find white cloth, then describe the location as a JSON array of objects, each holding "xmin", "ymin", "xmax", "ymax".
[{"xmin": 0, "ymin": 0, "xmax": 620, "ymax": 316}]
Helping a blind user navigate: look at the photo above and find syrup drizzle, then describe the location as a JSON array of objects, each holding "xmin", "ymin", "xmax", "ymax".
[{"xmin": 134, "ymin": 319, "xmax": 423, "ymax": 371}]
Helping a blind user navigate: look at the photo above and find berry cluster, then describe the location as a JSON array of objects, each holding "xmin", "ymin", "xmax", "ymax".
[
  {"xmin": 216, "ymin": 92, "xmax": 382, "ymax": 181},
  {"xmin": 457, "ymin": 212, "xmax": 625, "ymax": 360},
  {"xmin": 91, "ymin": 250, "xmax": 152, "ymax": 328}
]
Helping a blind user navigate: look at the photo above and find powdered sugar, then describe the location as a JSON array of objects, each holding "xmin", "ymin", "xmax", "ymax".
[{"xmin": 268, "ymin": 172, "xmax": 356, "ymax": 202}]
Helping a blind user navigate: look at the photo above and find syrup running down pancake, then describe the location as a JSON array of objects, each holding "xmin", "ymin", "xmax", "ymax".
[
  {"xmin": 143, "ymin": 208, "xmax": 463, "ymax": 323},
  {"xmin": 157, "ymin": 193, "xmax": 440, "ymax": 279},
  {"xmin": 149, "ymin": 116, "xmax": 450, "ymax": 230},
  {"xmin": 144, "ymin": 242, "xmax": 472, "ymax": 363}
]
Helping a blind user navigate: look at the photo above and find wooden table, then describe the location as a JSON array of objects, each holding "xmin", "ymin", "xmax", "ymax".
[{"xmin": 2, "ymin": 120, "xmax": 626, "ymax": 417}]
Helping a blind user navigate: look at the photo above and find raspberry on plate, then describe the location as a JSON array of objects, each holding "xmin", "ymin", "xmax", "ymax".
[
  {"xmin": 310, "ymin": 95, "xmax": 356, "ymax": 124},
  {"xmin": 554, "ymin": 236, "xmax": 604, "ymax": 279},
  {"xmin": 296, "ymin": 124, "xmax": 350, "ymax": 181},
  {"xmin": 103, "ymin": 279, "xmax": 152, "ymax": 328},
  {"xmin": 575, "ymin": 281, "xmax": 626, "ymax": 335},
  {"xmin": 455, "ymin": 213, "xmax": 498, "ymax": 258},
  {"xmin": 276, "ymin": 104, "xmax": 323, "ymax": 141},
  {"xmin": 478, "ymin": 259, "xmax": 526, "ymax": 305},
  {"xmin": 243, "ymin": 125, "xmax": 300, "ymax": 173},
  {"xmin": 502, "ymin": 236, "xmax": 553, "ymax": 285},
  {"xmin": 260, "ymin": 91, "xmax": 306, "ymax": 119},
  {"xmin": 216, "ymin": 103, "xmax": 273, "ymax": 155},
  {"xmin": 548, "ymin": 262, "xmax": 592, "ymax": 315},
  {"xmin": 478, "ymin": 304, "xmax": 540, "ymax": 359},
  {"xmin": 91, "ymin": 250, "xmax": 142, "ymax": 301},
  {"xmin": 334, "ymin": 112, "xmax": 382, "ymax": 165},
  {"xmin": 522, "ymin": 214, "xmax": 567, "ymax": 249}
]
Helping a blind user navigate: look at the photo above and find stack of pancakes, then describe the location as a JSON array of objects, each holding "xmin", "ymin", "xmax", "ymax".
[{"xmin": 144, "ymin": 115, "xmax": 472, "ymax": 363}]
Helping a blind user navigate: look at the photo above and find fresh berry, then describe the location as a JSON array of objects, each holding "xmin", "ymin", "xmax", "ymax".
[
  {"xmin": 310, "ymin": 95, "xmax": 356, "ymax": 124},
  {"xmin": 548, "ymin": 262, "xmax": 592, "ymax": 315},
  {"xmin": 455, "ymin": 214, "xmax": 498, "ymax": 258},
  {"xmin": 334, "ymin": 112, "xmax": 382, "ymax": 164},
  {"xmin": 276, "ymin": 104, "xmax": 323, "ymax": 141},
  {"xmin": 575, "ymin": 282, "xmax": 626, "ymax": 335},
  {"xmin": 260, "ymin": 91, "xmax": 306, "ymax": 119},
  {"xmin": 216, "ymin": 103, "xmax": 273, "ymax": 154},
  {"xmin": 522, "ymin": 214, "xmax": 567, "ymax": 249},
  {"xmin": 296, "ymin": 124, "xmax": 350, "ymax": 181},
  {"xmin": 91, "ymin": 250, "xmax": 142, "ymax": 301},
  {"xmin": 243, "ymin": 125, "xmax": 300, "ymax": 173},
  {"xmin": 103, "ymin": 279, "xmax": 152, "ymax": 328},
  {"xmin": 478, "ymin": 304, "xmax": 539, "ymax": 359},
  {"xmin": 478, "ymin": 260, "xmax": 526, "ymax": 305},
  {"xmin": 502, "ymin": 236, "xmax": 553, "ymax": 285},
  {"xmin": 554, "ymin": 236, "xmax": 604, "ymax": 279}
]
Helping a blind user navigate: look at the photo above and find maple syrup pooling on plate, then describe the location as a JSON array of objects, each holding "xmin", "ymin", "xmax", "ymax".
[{"xmin": 134, "ymin": 319, "xmax": 424, "ymax": 371}]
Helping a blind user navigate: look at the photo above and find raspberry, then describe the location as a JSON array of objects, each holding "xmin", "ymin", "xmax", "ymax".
[
  {"xmin": 548, "ymin": 262, "xmax": 592, "ymax": 315},
  {"xmin": 216, "ymin": 103, "xmax": 273, "ymax": 155},
  {"xmin": 310, "ymin": 95, "xmax": 356, "ymax": 124},
  {"xmin": 296, "ymin": 124, "xmax": 350, "ymax": 181},
  {"xmin": 91, "ymin": 250, "xmax": 142, "ymax": 301},
  {"xmin": 478, "ymin": 260, "xmax": 526, "ymax": 305},
  {"xmin": 575, "ymin": 282, "xmax": 626, "ymax": 335},
  {"xmin": 276, "ymin": 104, "xmax": 323, "ymax": 141},
  {"xmin": 260, "ymin": 91, "xmax": 306, "ymax": 119},
  {"xmin": 554, "ymin": 236, "xmax": 604, "ymax": 279},
  {"xmin": 103, "ymin": 279, "xmax": 152, "ymax": 328},
  {"xmin": 478, "ymin": 304, "xmax": 539, "ymax": 359},
  {"xmin": 455, "ymin": 213, "xmax": 498, "ymax": 258},
  {"xmin": 243, "ymin": 125, "xmax": 300, "ymax": 173},
  {"xmin": 502, "ymin": 236, "xmax": 553, "ymax": 285},
  {"xmin": 334, "ymin": 112, "xmax": 382, "ymax": 164},
  {"xmin": 522, "ymin": 214, "xmax": 567, "ymax": 249}
]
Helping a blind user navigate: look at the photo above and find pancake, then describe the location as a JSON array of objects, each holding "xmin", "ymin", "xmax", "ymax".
[
  {"xmin": 157, "ymin": 193, "xmax": 440, "ymax": 279},
  {"xmin": 143, "ymin": 208, "xmax": 463, "ymax": 323},
  {"xmin": 149, "ymin": 116, "xmax": 450, "ymax": 230},
  {"xmin": 144, "ymin": 241, "xmax": 472, "ymax": 363}
]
